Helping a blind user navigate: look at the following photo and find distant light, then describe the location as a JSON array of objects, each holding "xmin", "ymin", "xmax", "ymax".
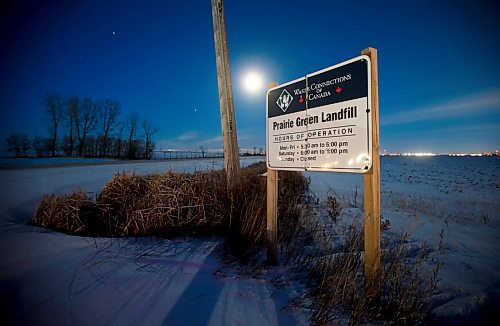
[
  {"xmin": 242, "ymin": 71, "xmax": 264, "ymax": 95},
  {"xmin": 402, "ymin": 152, "xmax": 437, "ymax": 157}
]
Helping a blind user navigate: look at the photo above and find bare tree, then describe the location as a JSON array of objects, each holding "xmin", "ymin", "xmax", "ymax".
[
  {"xmin": 116, "ymin": 123, "xmax": 125, "ymax": 157},
  {"xmin": 44, "ymin": 92, "xmax": 65, "ymax": 157},
  {"xmin": 100, "ymin": 99, "xmax": 121, "ymax": 157},
  {"xmin": 199, "ymin": 145, "xmax": 207, "ymax": 158},
  {"xmin": 142, "ymin": 119, "xmax": 158, "ymax": 160},
  {"xmin": 32, "ymin": 136, "xmax": 50, "ymax": 157},
  {"xmin": 75, "ymin": 97, "xmax": 97, "ymax": 156},
  {"xmin": 66, "ymin": 97, "xmax": 78, "ymax": 156},
  {"xmin": 84, "ymin": 135, "xmax": 97, "ymax": 157},
  {"xmin": 6, "ymin": 134, "xmax": 30, "ymax": 157},
  {"xmin": 126, "ymin": 113, "xmax": 139, "ymax": 159}
]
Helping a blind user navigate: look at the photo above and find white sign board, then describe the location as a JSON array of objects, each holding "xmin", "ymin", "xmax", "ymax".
[{"xmin": 266, "ymin": 55, "xmax": 372, "ymax": 173}]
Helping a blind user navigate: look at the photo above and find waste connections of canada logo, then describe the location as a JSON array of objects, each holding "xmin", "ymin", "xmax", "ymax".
[{"xmin": 276, "ymin": 89, "xmax": 293, "ymax": 112}]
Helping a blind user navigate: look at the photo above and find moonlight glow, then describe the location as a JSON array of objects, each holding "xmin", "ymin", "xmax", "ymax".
[{"xmin": 242, "ymin": 71, "xmax": 264, "ymax": 94}]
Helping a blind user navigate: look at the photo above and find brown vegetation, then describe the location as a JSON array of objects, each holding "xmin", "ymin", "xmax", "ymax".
[
  {"xmin": 32, "ymin": 161, "xmax": 442, "ymax": 324},
  {"xmin": 32, "ymin": 162, "xmax": 308, "ymax": 255},
  {"xmin": 288, "ymin": 198, "xmax": 444, "ymax": 325}
]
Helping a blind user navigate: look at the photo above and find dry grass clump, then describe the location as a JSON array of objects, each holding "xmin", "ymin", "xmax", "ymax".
[
  {"xmin": 300, "ymin": 202, "xmax": 443, "ymax": 325},
  {"xmin": 221, "ymin": 162, "xmax": 310, "ymax": 257},
  {"xmin": 96, "ymin": 170, "xmax": 229, "ymax": 236},
  {"xmin": 326, "ymin": 195, "xmax": 341, "ymax": 223},
  {"xmin": 32, "ymin": 170, "xmax": 230, "ymax": 237},
  {"xmin": 31, "ymin": 162, "xmax": 309, "ymax": 255},
  {"xmin": 32, "ymin": 190, "xmax": 100, "ymax": 234},
  {"xmin": 307, "ymin": 222, "xmax": 366, "ymax": 324}
]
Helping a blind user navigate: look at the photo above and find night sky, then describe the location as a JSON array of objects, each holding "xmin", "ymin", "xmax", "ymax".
[{"xmin": 1, "ymin": 0, "xmax": 499, "ymax": 153}]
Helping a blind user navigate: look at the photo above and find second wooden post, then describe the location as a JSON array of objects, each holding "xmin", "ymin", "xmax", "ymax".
[
  {"xmin": 266, "ymin": 168, "xmax": 278, "ymax": 265},
  {"xmin": 362, "ymin": 47, "xmax": 381, "ymax": 299},
  {"xmin": 267, "ymin": 81, "xmax": 279, "ymax": 265}
]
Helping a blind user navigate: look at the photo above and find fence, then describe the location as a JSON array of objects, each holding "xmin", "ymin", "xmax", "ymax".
[
  {"xmin": 152, "ymin": 150, "xmax": 224, "ymax": 160},
  {"xmin": 152, "ymin": 150, "xmax": 265, "ymax": 160}
]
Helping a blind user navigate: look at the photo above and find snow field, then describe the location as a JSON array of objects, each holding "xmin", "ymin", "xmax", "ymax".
[{"xmin": 1, "ymin": 156, "xmax": 498, "ymax": 323}]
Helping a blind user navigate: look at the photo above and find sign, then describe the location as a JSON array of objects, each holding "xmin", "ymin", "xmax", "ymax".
[{"xmin": 266, "ymin": 55, "xmax": 372, "ymax": 173}]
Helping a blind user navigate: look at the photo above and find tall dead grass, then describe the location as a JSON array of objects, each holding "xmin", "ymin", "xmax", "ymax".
[
  {"xmin": 32, "ymin": 190, "xmax": 100, "ymax": 235},
  {"xmin": 32, "ymin": 162, "xmax": 309, "ymax": 256},
  {"xmin": 298, "ymin": 196, "xmax": 444, "ymax": 325}
]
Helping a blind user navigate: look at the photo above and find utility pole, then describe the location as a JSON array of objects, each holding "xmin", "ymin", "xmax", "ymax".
[{"xmin": 211, "ymin": 0, "xmax": 240, "ymax": 194}]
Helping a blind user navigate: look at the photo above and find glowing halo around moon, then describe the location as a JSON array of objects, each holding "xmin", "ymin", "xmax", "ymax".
[{"xmin": 242, "ymin": 71, "xmax": 264, "ymax": 95}]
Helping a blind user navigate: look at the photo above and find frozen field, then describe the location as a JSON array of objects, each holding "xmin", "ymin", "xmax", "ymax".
[
  {"xmin": 0, "ymin": 156, "xmax": 499, "ymax": 324},
  {"xmin": 0, "ymin": 157, "xmax": 118, "ymax": 169},
  {"xmin": 0, "ymin": 157, "xmax": 308, "ymax": 325},
  {"xmin": 307, "ymin": 156, "xmax": 500, "ymax": 321}
]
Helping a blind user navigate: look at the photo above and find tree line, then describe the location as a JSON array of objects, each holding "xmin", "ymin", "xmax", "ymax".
[{"xmin": 5, "ymin": 92, "xmax": 158, "ymax": 159}]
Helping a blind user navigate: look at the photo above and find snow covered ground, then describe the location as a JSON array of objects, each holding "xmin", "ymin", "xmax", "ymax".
[
  {"xmin": 0, "ymin": 157, "xmax": 117, "ymax": 168},
  {"xmin": 0, "ymin": 157, "xmax": 309, "ymax": 325},
  {"xmin": 0, "ymin": 156, "xmax": 499, "ymax": 324},
  {"xmin": 306, "ymin": 156, "xmax": 500, "ymax": 321}
]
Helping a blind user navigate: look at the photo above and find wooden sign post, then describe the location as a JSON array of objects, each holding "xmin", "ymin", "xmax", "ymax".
[
  {"xmin": 361, "ymin": 47, "xmax": 380, "ymax": 298},
  {"xmin": 267, "ymin": 82, "xmax": 279, "ymax": 265}
]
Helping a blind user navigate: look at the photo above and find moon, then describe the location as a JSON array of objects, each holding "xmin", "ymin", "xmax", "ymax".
[{"xmin": 242, "ymin": 71, "xmax": 264, "ymax": 95}]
